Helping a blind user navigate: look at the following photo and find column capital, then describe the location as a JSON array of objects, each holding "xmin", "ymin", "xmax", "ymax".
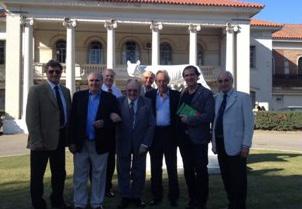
[
  {"xmin": 225, "ymin": 23, "xmax": 240, "ymax": 33},
  {"xmin": 150, "ymin": 21, "xmax": 163, "ymax": 32},
  {"xmin": 20, "ymin": 17, "xmax": 34, "ymax": 27},
  {"xmin": 63, "ymin": 17, "xmax": 77, "ymax": 28},
  {"xmin": 188, "ymin": 24, "xmax": 201, "ymax": 33},
  {"xmin": 104, "ymin": 19, "xmax": 118, "ymax": 30}
]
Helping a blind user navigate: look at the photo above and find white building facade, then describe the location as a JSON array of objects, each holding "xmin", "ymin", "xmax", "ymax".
[{"xmin": 1, "ymin": 0, "xmax": 278, "ymax": 133}]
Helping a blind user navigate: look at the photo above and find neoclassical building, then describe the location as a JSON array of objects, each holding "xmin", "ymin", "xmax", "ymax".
[{"xmin": 0, "ymin": 0, "xmax": 283, "ymax": 133}]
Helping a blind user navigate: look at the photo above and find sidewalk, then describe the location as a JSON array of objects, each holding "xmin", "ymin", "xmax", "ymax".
[{"xmin": 0, "ymin": 130, "xmax": 301, "ymax": 157}]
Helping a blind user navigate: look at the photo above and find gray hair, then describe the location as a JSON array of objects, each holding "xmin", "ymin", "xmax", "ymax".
[
  {"xmin": 87, "ymin": 72, "xmax": 103, "ymax": 81},
  {"xmin": 156, "ymin": 70, "xmax": 170, "ymax": 83},
  {"xmin": 103, "ymin": 68, "xmax": 116, "ymax": 77},
  {"xmin": 217, "ymin": 71, "xmax": 233, "ymax": 81}
]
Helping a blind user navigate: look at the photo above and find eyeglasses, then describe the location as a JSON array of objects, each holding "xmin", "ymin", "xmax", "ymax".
[
  {"xmin": 89, "ymin": 79, "xmax": 100, "ymax": 82},
  {"xmin": 218, "ymin": 79, "xmax": 230, "ymax": 83},
  {"xmin": 48, "ymin": 70, "xmax": 62, "ymax": 74}
]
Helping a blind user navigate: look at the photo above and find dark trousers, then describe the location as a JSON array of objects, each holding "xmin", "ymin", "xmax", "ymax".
[
  {"xmin": 106, "ymin": 147, "xmax": 116, "ymax": 192},
  {"xmin": 149, "ymin": 126, "xmax": 179, "ymax": 201},
  {"xmin": 216, "ymin": 137, "xmax": 247, "ymax": 209},
  {"xmin": 30, "ymin": 129, "xmax": 66, "ymax": 209},
  {"xmin": 179, "ymin": 138, "xmax": 208, "ymax": 207}
]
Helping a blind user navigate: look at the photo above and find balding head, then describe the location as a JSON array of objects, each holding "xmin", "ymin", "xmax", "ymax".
[{"xmin": 217, "ymin": 71, "xmax": 233, "ymax": 93}]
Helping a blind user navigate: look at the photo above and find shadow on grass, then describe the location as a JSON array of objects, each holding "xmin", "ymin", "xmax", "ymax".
[{"xmin": 0, "ymin": 152, "xmax": 301, "ymax": 209}]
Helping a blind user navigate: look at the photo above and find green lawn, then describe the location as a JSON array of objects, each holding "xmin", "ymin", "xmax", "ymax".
[{"xmin": 0, "ymin": 149, "xmax": 301, "ymax": 209}]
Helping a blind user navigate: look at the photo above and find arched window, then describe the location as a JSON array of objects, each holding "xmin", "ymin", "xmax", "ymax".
[
  {"xmin": 298, "ymin": 57, "xmax": 302, "ymax": 75},
  {"xmin": 122, "ymin": 41, "xmax": 140, "ymax": 64},
  {"xmin": 55, "ymin": 40, "xmax": 66, "ymax": 63},
  {"xmin": 160, "ymin": 42, "xmax": 172, "ymax": 65},
  {"xmin": 197, "ymin": 44, "xmax": 204, "ymax": 66},
  {"xmin": 88, "ymin": 41, "xmax": 103, "ymax": 64}
]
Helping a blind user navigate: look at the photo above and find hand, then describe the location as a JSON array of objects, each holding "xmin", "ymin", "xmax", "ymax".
[
  {"xmin": 240, "ymin": 147, "xmax": 250, "ymax": 158},
  {"xmin": 110, "ymin": 113, "xmax": 122, "ymax": 123},
  {"xmin": 69, "ymin": 144, "xmax": 77, "ymax": 154},
  {"xmin": 94, "ymin": 120, "xmax": 104, "ymax": 129},
  {"xmin": 180, "ymin": 114, "xmax": 188, "ymax": 123},
  {"xmin": 138, "ymin": 144, "xmax": 148, "ymax": 155}
]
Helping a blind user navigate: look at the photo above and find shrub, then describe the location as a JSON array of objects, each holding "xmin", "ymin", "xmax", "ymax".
[{"xmin": 255, "ymin": 111, "xmax": 302, "ymax": 131}]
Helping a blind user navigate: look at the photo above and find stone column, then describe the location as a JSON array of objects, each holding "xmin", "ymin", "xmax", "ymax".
[
  {"xmin": 104, "ymin": 20, "xmax": 117, "ymax": 69},
  {"xmin": 63, "ymin": 18, "xmax": 77, "ymax": 95},
  {"xmin": 150, "ymin": 21, "xmax": 162, "ymax": 66},
  {"xmin": 21, "ymin": 17, "xmax": 34, "ymax": 119},
  {"xmin": 225, "ymin": 23, "xmax": 235, "ymax": 76},
  {"xmin": 188, "ymin": 24, "xmax": 200, "ymax": 65},
  {"xmin": 236, "ymin": 23, "xmax": 250, "ymax": 94}
]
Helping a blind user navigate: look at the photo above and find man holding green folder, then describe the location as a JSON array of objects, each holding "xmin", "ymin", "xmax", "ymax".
[{"xmin": 177, "ymin": 65, "xmax": 215, "ymax": 209}]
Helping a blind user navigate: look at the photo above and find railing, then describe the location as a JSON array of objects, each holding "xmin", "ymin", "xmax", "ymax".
[
  {"xmin": 33, "ymin": 63, "xmax": 220, "ymax": 82},
  {"xmin": 273, "ymin": 74, "xmax": 302, "ymax": 87}
]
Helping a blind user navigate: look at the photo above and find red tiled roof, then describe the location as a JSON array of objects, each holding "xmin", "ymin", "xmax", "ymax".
[
  {"xmin": 251, "ymin": 19, "xmax": 283, "ymax": 28},
  {"xmin": 273, "ymin": 24, "xmax": 302, "ymax": 40},
  {"xmin": 82, "ymin": 0, "xmax": 264, "ymax": 8}
]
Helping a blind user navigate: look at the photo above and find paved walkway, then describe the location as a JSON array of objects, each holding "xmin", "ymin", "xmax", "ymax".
[{"xmin": 0, "ymin": 130, "xmax": 301, "ymax": 157}]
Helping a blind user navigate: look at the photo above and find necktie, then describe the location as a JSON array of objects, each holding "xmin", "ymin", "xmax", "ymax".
[
  {"xmin": 54, "ymin": 85, "xmax": 65, "ymax": 127},
  {"xmin": 215, "ymin": 93, "xmax": 227, "ymax": 138},
  {"xmin": 129, "ymin": 101, "xmax": 135, "ymax": 129}
]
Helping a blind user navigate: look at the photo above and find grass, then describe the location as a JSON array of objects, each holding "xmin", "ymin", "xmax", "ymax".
[{"xmin": 0, "ymin": 149, "xmax": 301, "ymax": 209}]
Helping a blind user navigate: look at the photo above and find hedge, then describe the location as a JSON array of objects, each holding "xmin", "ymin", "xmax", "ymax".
[{"xmin": 255, "ymin": 111, "xmax": 302, "ymax": 131}]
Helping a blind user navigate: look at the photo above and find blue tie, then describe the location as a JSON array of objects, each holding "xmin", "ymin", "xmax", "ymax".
[
  {"xmin": 54, "ymin": 86, "xmax": 65, "ymax": 127},
  {"xmin": 215, "ymin": 93, "xmax": 227, "ymax": 138}
]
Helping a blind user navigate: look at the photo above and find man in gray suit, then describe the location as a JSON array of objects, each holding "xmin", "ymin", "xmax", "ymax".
[
  {"xmin": 26, "ymin": 60, "xmax": 72, "ymax": 209},
  {"xmin": 116, "ymin": 79, "xmax": 155, "ymax": 209},
  {"xmin": 212, "ymin": 71, "xmax": 254, "ymax": 209}
]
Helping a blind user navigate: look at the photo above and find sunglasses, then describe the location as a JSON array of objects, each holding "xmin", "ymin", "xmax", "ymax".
[
  {"xmin": 218, "ymin": 79, "xmax": 230, "ymax": 83},
  {"xmin": 48, "ymin": 70, "xmax": 62, "ymax": 74},
  {"xmin": 89, "ymin": 79, "xmax": 100, "ymax": 82}
]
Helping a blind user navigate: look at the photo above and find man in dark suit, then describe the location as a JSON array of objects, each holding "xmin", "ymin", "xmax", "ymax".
[
  {"xmin": 178, "ymin": 65, "xmax": 215, "ymax": 209},
  {"xmin": 145, "ymin": 70, "xmax": 180, "ymax": 207},
  {"xmin": 140, "ymin": 70, "xmax": 155, "ymax": 95},
  {"xmin": 69, "ymin": 72, "xmax": 120, "ymax": 209},
  {"xmin": 116, "ymin": 79, "xmax": 155, "ymax": 209},
  {"xmin": 212, "ymin": 71, "xmax": 254, "ymax": 209},
  {"xmin": 26, "ymin": 60, "xmax": 72, "ymax": 209}
]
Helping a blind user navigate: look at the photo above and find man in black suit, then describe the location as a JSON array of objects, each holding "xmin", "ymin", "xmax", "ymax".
[
  {"xmin": 145, "ymin": 70, "xmax": 180, "ymax": 207},
  {"xmin": 69, "ymin": 72, "xmax": 120, "ymax": 209}
]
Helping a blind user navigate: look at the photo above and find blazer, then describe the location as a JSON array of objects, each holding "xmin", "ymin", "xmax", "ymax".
[
  {"xmin": 212, "ymin": 89, "xmax": 254, "ymax": 156},
  {"xmin": 69, "ymin": 89, "xmax": 119, "ymax": 154},
  {"xmin": 116, "ymin": 96, "xmax": 155, "ymax": 157},
  {"xmin": 145, "ymin": 88, "xmax": 180, "ymax": 130},
  {"xmin": 178, "ymin": 84, "xmax": 215, "ymax": 144},
  {"xmin": 26, "ymin": 82, "xmax": 71, "ymax": 151}
]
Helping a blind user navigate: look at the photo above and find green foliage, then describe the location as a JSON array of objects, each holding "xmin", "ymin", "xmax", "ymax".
[{"xmin": 255, "ymin": 111, "xmax": 302, "ymax": 131}]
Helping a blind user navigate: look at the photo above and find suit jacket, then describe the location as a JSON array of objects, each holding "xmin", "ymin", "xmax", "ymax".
[
  {"xmin": 178, "ymin": 84, "xmax": 215, "ymax": 144},
  {"xmin": 116, "ymin": 96, "xmax": 155, "ymax": 157},
  {"xmin": 212, "ymin": 89, "xmax": 254, "ymax": 156},
  {"xmin": 26, "ymin": 82, "xmax": 71, "ymax": 151},
  {"xmin": 69, "ymin": 89, "xmax": 119, "ymax": 154},
  {"xmin": 145, "ymin": 88, "xmax": 180, "ymax": 131}
]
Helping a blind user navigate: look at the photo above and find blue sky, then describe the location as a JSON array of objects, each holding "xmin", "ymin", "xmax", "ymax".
[{"xmin": 244, "ymin": 0, "xmax": 302, "ymax": 24}]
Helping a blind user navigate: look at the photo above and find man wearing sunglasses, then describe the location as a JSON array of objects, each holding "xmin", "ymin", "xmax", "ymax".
[
  {"xmin": 212, "ymin": 71, "xmax": 254, "ymax": 209},
  {"xmin": 26, "ymin": 59, "xmax": 72, "ymax": 209}
]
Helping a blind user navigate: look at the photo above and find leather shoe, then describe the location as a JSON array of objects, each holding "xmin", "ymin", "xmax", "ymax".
[
  {"xmin": 133, "ymin": 199, "xmax": 146, "ymax": 208},
  {"xmin": 106, "ymin": 191, "xmax": 115, "ymax": 198},
  {"xmin": 52, "ymin": 203, "xmax": 73, "ymax": 209},
  {"xmin": 118, "ymin": 198, "xmax": 131, "ymax": 209},
  {"xmin": 148, "ymin": 199, "xmax": 161, "ymax": 206},
  {"xmin": 94, "ymin": 206, "xmax": 104, "ymax": 209},
  {"xmin": 170, "ymin": 200, "xmax": 178, "ymax": 207}
]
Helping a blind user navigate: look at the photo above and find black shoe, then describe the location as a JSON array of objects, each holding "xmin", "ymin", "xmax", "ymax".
[
  {"xmin": 94, "ymin": 206, "xmax": 104, "ymax": 209},
  {"xmin": 118, "ymin": 198, "xmax": 131, "ymax": 209},
  {"xmin": 170, "ymin": 200, "xmax": 178, "ymax": 207},
  {"xmin": 148, "ymin": 199, "xmax": 161, "ymax": 206},
  {"xmin": 52, "ymin": 203, "xmax": 73, "ymax": 209},
  {"xmin": 106, "ymin": 191, "xmax": 115, "ymax": 198},
  {"xmin": 133, "ymin": 199, "xmax": 146, "ymax": 208},
  {"xmin": 74, "ymin": 207, "xmax": 85, "ymax": 209}
]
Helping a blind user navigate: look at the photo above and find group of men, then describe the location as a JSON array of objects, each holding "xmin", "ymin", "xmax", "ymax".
[{"xmin": 26, "ymin": 59, "xmax": 254, "ymax": 209}]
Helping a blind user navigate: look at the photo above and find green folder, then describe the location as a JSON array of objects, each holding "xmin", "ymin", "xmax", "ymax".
[{"xmin": 177, "ymin": 103, "xmax": 200, "ymax": 117}]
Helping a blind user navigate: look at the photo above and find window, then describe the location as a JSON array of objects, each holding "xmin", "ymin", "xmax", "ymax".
[
  {"xmin": 250, "ymin": 46, "xmax": 256, "ymax": 68},
  {"xmin": 0, "ymin": 41, "xmax": 5, "ymax": 65},
  {"xmin": 298, "ymin": 57, "xmax": 302, "ymax": 75},
  {"xmin": 160, "ymin": 42, "xmax": 172, "ymax": 65},
  {"xmin": 55, "ymin": 40, "xmax": 66, "ymax": 63},
  {"xmin": 122, "ymin": 41, "xmax": 140, "ymax": 64},
  {"xmin": 88, "ymin": 41, "xmax": 103, "ymax": 64},
  {"xmin": 197, "ymin": 44, "xmax": 204, "ymax": 66}
]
